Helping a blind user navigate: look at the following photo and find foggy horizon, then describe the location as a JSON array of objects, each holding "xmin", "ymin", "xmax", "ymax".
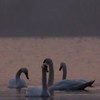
[{"xmin": 0, "ymin": 0, "xmax": 100, "ymax": 37}]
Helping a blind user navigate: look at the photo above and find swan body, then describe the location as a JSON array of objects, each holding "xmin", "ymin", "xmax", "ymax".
[
  {"xmin": 8, "ymin": 67, "xmax": 29, "ymax": 89},
  {"xmin": 48, "ymin": 80, "xmax": 95, "ymax": 91},
  {"xmin": 26, "ymin": 86, "xmax": 42, "ymax": 97},
  {"xmin": 8, "ymin": 79, "xmax": 27, "ymax": 88},
  {"xmin": 26, "ymin": 63, "xmax": 50, "ymax": 97},
  {"xmin": 26, "ymin": 86, "xmax": 50, "ymax": 97}
]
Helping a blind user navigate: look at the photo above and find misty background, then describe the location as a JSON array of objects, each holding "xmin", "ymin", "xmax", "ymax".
[{"xmin": 0, "ymin": 0, "xmax": 100, "ymax": 37}]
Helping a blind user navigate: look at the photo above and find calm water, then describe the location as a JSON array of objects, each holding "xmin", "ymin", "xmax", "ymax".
[
  {"xmin": 0, "ymin": 86, "xmax": 100, "ymax": 100},
  {"xmin": 0, "ymin": 37, "xmax": 100, "ymax": 99}
]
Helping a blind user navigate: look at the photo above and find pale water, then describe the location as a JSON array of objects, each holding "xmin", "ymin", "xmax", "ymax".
[{"xmin": 0, "ymin": 37, "xmax": 100, "ymax": 100}]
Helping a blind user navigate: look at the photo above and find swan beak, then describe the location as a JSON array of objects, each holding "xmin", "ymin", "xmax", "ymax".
[
  {"xmin": 46, "ymin": 68, "xmax": 49, "ymax": 72},
  {"xmin": 59, "ymin": 66, "xmax": 62, "ymax": 71},
  {"xmin": 26, "ymin": 75, "xmax": 29, "ymax": 79},
  {"xmin": 25, "ymin": 72, "xmax": 29, "ymax": 79}
]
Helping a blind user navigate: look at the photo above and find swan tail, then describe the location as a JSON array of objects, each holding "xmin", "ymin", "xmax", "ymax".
[
  {"xmin": 78, "ymin": 80, "xmax": 95, "ymax": 90},
  {"xmin": 88, "ymin": 80, "xmax": 95, "ymax": 87}
]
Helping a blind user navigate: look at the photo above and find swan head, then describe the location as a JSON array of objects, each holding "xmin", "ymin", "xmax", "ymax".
[
  {"xmin": 59, "ymin": 65, "xmax": 62, "ymax": 71},
  {"xmin": 43, "ymin": 58, "xmax": 53, "ymax": 67},
  {"xmin": 23, "ymin": 68, "xmax": 29, "ymax": 79},
  {"xmin": 42, "ymin": 63, "xmax": 49, "ymax": 72},
  {"xmin": 19, "ymin": 68, "xmax": 29, "ymax": 79},
  {"xmin": 59, "ymin": 62, "xmax": 66, "ymax": 71}
]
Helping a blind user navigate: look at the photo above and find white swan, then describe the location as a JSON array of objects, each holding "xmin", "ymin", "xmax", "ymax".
[
  {"xmin": 48, "ymin": 62, "xmax": 95, "ymax": 91},
  {"xmin": 8, "ymin": 67, "xmax": 29, "ymax": 89},
  {"xmin": 59, "ymin": 62, "xmax": 94, "ymax": 86},
  {"xmin": 26, "ymin": 63, "xmax": 50, "ymax": 97}
]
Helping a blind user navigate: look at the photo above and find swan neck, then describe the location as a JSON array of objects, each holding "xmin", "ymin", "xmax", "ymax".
[
  {"xmin": 42, "ymin": 68, "xmax": 47, "ymax": 90},
  {"xmin": 62, "ymin": 65, "xmax": 67, "ymax": 80},
  {"xmin": 48, "ymin": 62, "xmax": 54, "ymax": 87},
  {"xmin": 16, "ymin": 69, "xmax": 22, "ymax": 81}
]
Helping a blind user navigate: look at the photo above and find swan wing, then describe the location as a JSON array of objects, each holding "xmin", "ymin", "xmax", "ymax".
[
  {"xmin": 8, "ymin": 79, "xmax": 27, "ymax": 88},
  {"xmin": 49, "ymin": 80, "xmax": 95, "ymax": 91},
  {"xmin": 16, "ymin": 79, "xmax": 27, "ymax": 88},
  {"xmin": 49, "ymin": 80, "xmax": 81, "ymax": 91},
  {"xmin": 26, "ymin": 86, "xmax": 42, "ymax": 97},
  {"xmin": 8, "ymin": 79, "xmax": 16, "ymax": 88}
]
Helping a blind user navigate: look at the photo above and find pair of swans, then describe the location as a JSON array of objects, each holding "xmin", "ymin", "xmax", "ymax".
[
  {"xmin": 8, "ymin": 58, "xmax": 95, "ymax": 97},
  {"xmin": 43, "ymin": 58, "xmax": 94, "ymax": 91},
  {"xmin": 25, "ymin": 58, "xmax": 54, "ymax": 97},
  {"xmin": 26, "ymin": 63, "xmax": 50, "ymax": 97}
]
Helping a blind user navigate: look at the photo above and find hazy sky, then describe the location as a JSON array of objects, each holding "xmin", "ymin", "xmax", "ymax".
[{"xmin": 0, "ymin": 0, "xmax": 100, "ymax": 37}]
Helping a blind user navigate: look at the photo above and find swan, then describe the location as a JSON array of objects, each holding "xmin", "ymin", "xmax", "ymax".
[
  {"xmin": 26, "ymin": 63, "xmax": 50, "ymax": 97},
  {"xmin": 59, "ymin": 62, "xmax": 94, "ymax": 86},
  {"xmin": 48, "ymin": 62, "xmax": 95, "ymax": 91},
  {"xmin": 8, "ymin": 67, "xmax": 29, "ymax": 89}
]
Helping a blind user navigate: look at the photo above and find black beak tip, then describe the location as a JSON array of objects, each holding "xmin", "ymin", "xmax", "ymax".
[
  {"xmin": 47, "ymin": 70, "xmax": 49, "ymax": 72},
  {"xmin": 26, "ymin": 75, "xmax": 29, "ymax": 79},
  {"xmin": 59, "ymin": 68, "xmax": 61, "ymax": 71},
  {"xmin": 27, "ymin": 77, "xmax": 29, "ymax": 79}
]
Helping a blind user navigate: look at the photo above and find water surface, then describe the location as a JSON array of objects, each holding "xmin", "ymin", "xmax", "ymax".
[{"xmin": 0, "ymin": 37, "xmax": 100, "ymax": 99}]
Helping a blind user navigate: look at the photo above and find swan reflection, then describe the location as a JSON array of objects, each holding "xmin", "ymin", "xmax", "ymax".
[{"xmin": 26, "ymin": 96, "xmax": 54, "ymax": 100}]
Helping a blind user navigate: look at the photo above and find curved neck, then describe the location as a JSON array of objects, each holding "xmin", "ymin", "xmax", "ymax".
[
  {"xmin": 62, "ymin": 65, "xmax": 67, "ymax": 80},
  {"xmin": 42, "ymin": 68, "xmax": 47, "ymax": 90},
  {"xmin": 16, "ymin": 69, "xmax": 22, "ymax": 82},
  {"xmin": 48, "ymin": 62, "xmax": 54, "ymax": 87}
]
